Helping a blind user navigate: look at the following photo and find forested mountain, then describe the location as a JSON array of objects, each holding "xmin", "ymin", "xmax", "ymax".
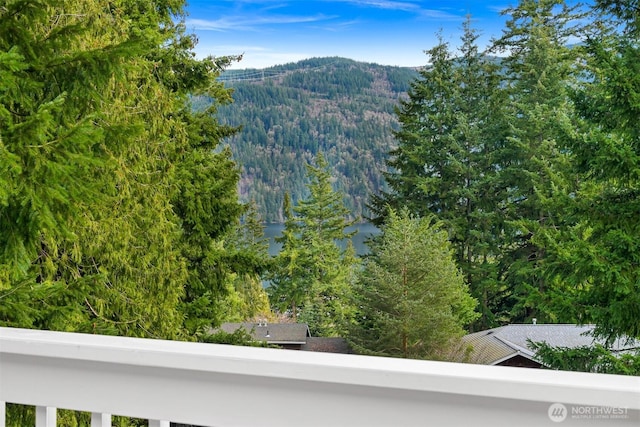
[{"xmin": 195, "ymin": 57, "xmax": 419, "ymax": 223}]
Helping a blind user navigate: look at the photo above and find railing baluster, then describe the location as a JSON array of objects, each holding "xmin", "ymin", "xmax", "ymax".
[
  {"xmin": 148, "ymin": 420, "xmax": 169, "ymax": 427},
  {"xmin": 91, "ymin": 412, "xmax": 111, "ymax": 427},
  {"xmin": 35, "ymin": 406, "xmax": 56, "ymax": 427}
]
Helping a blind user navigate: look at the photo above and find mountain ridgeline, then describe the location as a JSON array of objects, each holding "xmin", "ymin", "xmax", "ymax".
[{"xmin": 196, "ymin": 57, "xmax": 419, "ymax": 223}]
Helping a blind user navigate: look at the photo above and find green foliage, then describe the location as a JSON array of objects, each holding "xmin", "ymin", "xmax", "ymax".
[
  {"xmin": 268, "ymin": 153, "xmax": 360, "ymax": 336},
  {"xmin": 544, "ymin": 0, "xmax": 640, "ymax": 342},
  {"xmin": 175, "ymin": 141, "xmax": 244, "ymax": 334},
  {"xmin": 530, "ymin": 341, "xmax": 640, "ymax": 375},
  {"xmin": 350, "ymin": 208, "xmax": 479, "ymax": 360},
  {"xmin": 373, "ymin": 2, "xmax": 608, "ymax": 332},
  {"xmin": 267, "ymin": 192, "xmax": 307, "ymax": 318},
  {"xmin": 594, "ymin": 0, "xmax": 640, "ymax": 34},
  {"xmin": 489, "ymin": 0, "xmax": 588, "ymax": 325},
  {"xmin": 220, "ymin": 201, "xmax": 272, "ymax": 322},
  {"xmin": 370, "ymin": 20, "xmax": 509, "ymax": 329},
  {"xmin": 0, "ymin": 0, "xmax": 244, "ymax": 340},
  {"xmin": 0, "ymin": 1, "xmax": 113, "ymax": 287},
  {"xmin": 201, "ymin": 328, "xmax": 269, "ymax": 347},
  {"xmin": 1, "ymin": 3, "xmax": 247, "ymax": 423},
  {"xmin": 5, "ymin": 404, "xmax": 34, "ymax": 427}
]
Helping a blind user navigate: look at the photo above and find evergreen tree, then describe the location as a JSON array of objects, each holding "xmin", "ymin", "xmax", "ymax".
[
  {"xmin": 268, "ymin": 192, "xmax": 307, "ymax": 321},
  {"xmin": 174, "ymin": 108, "xmax": 243, "ymax": 335},
  {"xmin": 222, "ymin": 201, "xmax": 272, "ymax": 323},
  {"xmin": 370, "ymin": 35, "xmax": 456, "ymax": 220},
  {"xmin": 540, "ymin": 0, "xmax": 640, "ymax": 341},
  {"xmin": 530, "ymin": 341, "xmax": 640, "ymax": 375},
  {"xmin": 0, "ymin": 0, "xmax": 243, "ymax": 339},
  {"xmin": 350, "ymin": 208, "xmax": 478, "ymax": 359},
  {"xmin": 0, "ymin": 0, "xmax": 122, "ymax": 327},
  {"xmin": 370, "ymin": 20, "xmax": 508, "ymax": 328},
  {"xmin": 447, "ymin": 19, "xmax": 510, "ymax": 329},
  {"xmin": 268, "ymin": 153, "xmax": 359, "ymax": 336},
  {"xmin": 490, "ymin": 0, "xmax": 587, "ymax": 324}
]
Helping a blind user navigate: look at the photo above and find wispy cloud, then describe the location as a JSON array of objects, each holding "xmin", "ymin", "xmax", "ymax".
[
  {"xmin": 186, "ymin": 13, "xmax": 334, "ymax": 31},
  {"xmin": 217, "ymin": 0, "xmax": 420, "ymax": 12},
  {"xmin": 314, "ymin": 19, "xmax": 362, "ymax": 32},
  {"xmin": 416, "ymin": 9, "xmax": 463, "ymax": 20},
  {"xmin": 330, "ymin": 0, "xmax": 461, "ymax": 20},
  {"xmin": 342, "ymin": 0, "xmax": 422, "ymax": 12}
]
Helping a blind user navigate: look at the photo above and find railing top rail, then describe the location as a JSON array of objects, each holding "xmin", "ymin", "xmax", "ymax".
[
  {"xmin": 1, "ymin": 327, "xmax": 638, "ymax": 406},
  {"xmin": 1, "ymin": 327, "xmax": 638, "ymax": 426}
]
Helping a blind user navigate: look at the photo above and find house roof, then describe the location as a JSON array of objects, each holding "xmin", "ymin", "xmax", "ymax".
[
  {"xmin": 462, "ymin": 324, "xmax": 639, "ymax": 366},
  {"xmin": 219, "ymin": 322, "xmax": 311, "ymax": 345}
]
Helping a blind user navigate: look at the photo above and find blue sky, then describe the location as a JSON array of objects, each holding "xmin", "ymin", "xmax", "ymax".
[{"xmin": 184, "ymin": 0, "xmax": 583, "ymax": 69}]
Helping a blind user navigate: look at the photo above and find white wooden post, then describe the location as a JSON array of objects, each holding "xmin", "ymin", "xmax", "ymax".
[
  {"xmin": 148, "ymin": 420, "xmax": 169, "ymax": 427},
  {"xmin": 91, "ymin": 412, "xmax": 111, "ymax": 427},
  {"xmin": 35, "ymin": 406, "xmax": 56, "ymax": 427},
  {"xmin": 0, "ymin": 400, "xmax": 5, "ymax": 427}
]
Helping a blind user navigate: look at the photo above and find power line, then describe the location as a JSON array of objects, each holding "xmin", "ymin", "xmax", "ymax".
[{"xmin": 218, "ymin": 60, "xmax": 341, "ymax": 83}]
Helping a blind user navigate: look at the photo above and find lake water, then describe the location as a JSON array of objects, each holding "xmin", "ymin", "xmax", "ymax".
[{"xmin": 263, "ymin": 223, "xmax": 380, "ymax": 256}]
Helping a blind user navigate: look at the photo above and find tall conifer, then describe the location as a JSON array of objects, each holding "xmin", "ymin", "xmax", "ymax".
[
  {"xmin": 371, "ymin": 19, "xmax": 508, "ymax": 328},
  {"xmin": 0, "ymin": 0, "xmax": 243, "ymax": 338},
  {"xmin": 541, "ymin": 0, "xmax": 640, "ymax": 341},
  {"xmin": 351, "ymin": 208, "xmax": 478, "ymax": 359},
  {"xmin": 269, "ymin": 153, "xmax": 358, "ymax": 335},
  {"xmin": 490, "ymin": 0, "xmax": 586, "ymax": 324}
]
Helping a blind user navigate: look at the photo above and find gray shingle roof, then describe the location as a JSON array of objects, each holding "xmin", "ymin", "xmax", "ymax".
[
  {"xmin": 219, "ymin": 322, "xmax": 311, "ymax": 344},
  {"xmin": 462, "ymin": 324, "xmax": 639, "ymax": 366}
]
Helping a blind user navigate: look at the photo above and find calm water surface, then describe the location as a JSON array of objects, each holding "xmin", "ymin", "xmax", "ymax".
[{"xmin": 263, "ymin": 223, "xmax": 380, "ymax": 256}]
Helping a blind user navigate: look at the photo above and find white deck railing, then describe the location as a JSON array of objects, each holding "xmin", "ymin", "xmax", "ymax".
[{"xmin": 0, "ymin": 327, "xmax": 638, "ymax": 427}]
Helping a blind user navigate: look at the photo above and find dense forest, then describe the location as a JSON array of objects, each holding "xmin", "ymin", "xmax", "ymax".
[{"xmin": 196, "ymin": 58, "xmax": 419, "ymax": 222}]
